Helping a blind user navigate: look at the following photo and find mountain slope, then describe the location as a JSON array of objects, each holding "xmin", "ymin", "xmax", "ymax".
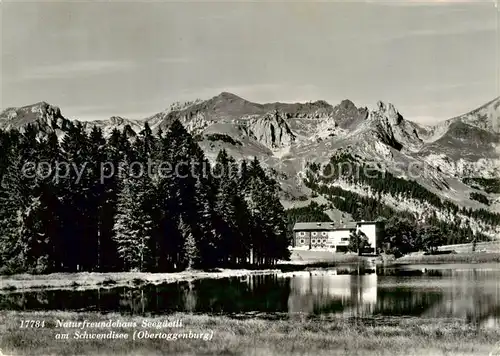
[
  {"xmin": 1, "ymin": 93, "xmax": 498, "ymax": 236},
  {"xmin": 451, "ymin": 96, "xmax": 500, "ymax": 133},
  {"xmin": 0, "ymin": 102, "xmax": 72, "ymax": 137},
  {"xmin": 0, "ymin": 102, "xmax": 144, "ymax": 139}
]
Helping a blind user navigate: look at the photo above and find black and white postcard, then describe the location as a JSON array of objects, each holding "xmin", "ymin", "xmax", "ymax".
[{"xmin": 1, "ymin": 1, "xmax": 499, "ymax": 355}]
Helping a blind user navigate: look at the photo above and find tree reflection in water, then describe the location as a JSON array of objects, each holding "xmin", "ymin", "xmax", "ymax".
[{"xmin": 0, "ymin": 265, "xmax": 499, "ymax": 326}]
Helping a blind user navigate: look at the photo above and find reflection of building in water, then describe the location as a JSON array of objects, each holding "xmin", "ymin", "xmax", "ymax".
[
  {"xmin": 286, "ymin": 271, "xmax": 377, "ymax": 316},
  {"xmin": 482, "ymin": 316, "xmax": 500, "ymax": 329}
]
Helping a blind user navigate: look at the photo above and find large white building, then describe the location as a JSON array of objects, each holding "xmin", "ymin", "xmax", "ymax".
[{"xmin": 292, "ymin": 221, "xmax": 383, "ymax": 253}]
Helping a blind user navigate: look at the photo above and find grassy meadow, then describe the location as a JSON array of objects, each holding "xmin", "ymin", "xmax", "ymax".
[
  {"xmin": 393, "ymin": 252, "xmax": 500, "ymax": 265},
  {"xmin": 0, "ymin": 311, "xmax": 499, "ymax": 356},
  {"xmin": 289, "ymin": 248, "xmax": 500, "ymax": 266},
  {"xmin": 0, "ymin": 269, "xmax": 280, "ymax": 292}
]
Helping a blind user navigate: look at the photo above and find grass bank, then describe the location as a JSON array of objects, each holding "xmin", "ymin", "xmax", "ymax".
[
  {"xmin": 0, "ymin": 253, "xmax": 382, "ymax": 292},
  {"xmin": 289, "ymin": 249, "xmax": 364, "ymax": 262},
  {"xmin": 394, "ymin": 252, "xmax": 500, "ymax": 265},
  {"xmin": 287, "ymin": 249, "xmax": 383, "ymax": 264},
  {"xmin": 0, "ymin": 269, "xmax": 280, "ymax": 292},
  {"xmin": 0, "ymin": 311, "xmax": 498, "ymax": 356}
]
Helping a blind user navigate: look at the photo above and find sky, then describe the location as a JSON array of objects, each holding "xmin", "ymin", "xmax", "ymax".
[{"xmin": 1, "ymin": 0, "xmax": 499, "ymax": 124}]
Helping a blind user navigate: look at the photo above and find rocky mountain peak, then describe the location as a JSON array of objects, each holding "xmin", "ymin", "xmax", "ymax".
[
  {"xmin": 0, "ymin": 101, "xmax": 69, "ymax": 133},
  {"xmin": 32, "ymin": 101, "xmax": 61, "ymax": 113},
  {"xmin": 207, "ymin": 92, "xmax": 245, "ymax": 109},
  {"xmin": 217, "ymin": 92, "xmax": 243, "ymax": 101},
  {"xmin": 339, "ymin": 99, "xmax": 357, "ymax": 111},
  {"xmin": 263, "ymin": 109, "xmax": 286, "ymax": 123},
  {"xmin": 448, "ymin": 96, "xmax": 500, "ymax": 133},
  {"xmin": 355, "ymin": 101, "xmax": 423, "ymax": 152},
  {"xmin": 2, "ymin": 95, "xmax": 499, "ymax": 225},
  {"xmin": 331, "ymin": 99, "xmax": 368, "ymax": 130},
  {"xmin": 248, "ymin": 110, "xmax": 296, "ymax": 149},
  {"xmin": 109, "ymin": 116, "xmax": 127, "ymax": 126},
  {"xmin": 375, "ymin": 101, "xmax": 403, "ymax": 125}
]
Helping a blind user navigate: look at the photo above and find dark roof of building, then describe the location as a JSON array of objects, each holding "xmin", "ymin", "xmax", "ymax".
[
  {"xmin": 293, "ymin": 222, "xmax": 357, "ymax": 231},
  {"xmin": 357, "ymin": 220, "xmax": 382, "ymax": 225}
]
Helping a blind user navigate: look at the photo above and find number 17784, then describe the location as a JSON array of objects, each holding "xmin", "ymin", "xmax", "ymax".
[{"xmin": 20, "ymin": 320, "xmax": 45, "ymax": 328}]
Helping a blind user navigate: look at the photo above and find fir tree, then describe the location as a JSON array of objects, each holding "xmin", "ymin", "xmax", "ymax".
[
  {"xmin": 112, "ymin": 171, "xmax": 152, "ymax": 272},
  {"xmin": 179, "ymin": 216, "xmax": 198, "ymax": 270},
  {"xmin": 348, "ymin": 230, "xmax": 370, "ymax": 255}
]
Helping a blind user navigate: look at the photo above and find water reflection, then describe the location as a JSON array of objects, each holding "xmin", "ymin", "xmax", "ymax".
[
  {"xmin": 286, "ymin": 271, "xmax": 377, "ymax": 316},
  {"xmin": 1, "ymin": 264, "xmax": 499, "ymax": 326}
]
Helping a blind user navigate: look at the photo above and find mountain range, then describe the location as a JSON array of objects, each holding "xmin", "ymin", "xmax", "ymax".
[{"xmin": 1, "ymin": 93, "xmax": 499, "ymax": 237}]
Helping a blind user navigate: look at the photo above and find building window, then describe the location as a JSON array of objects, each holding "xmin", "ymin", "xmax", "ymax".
[
  {"xmin": 299, "ymin": 239, "xmax": 305, "ymax": 245},
  {"xmin": 299, "ymin": 231, "xmax": 305, "ymax": 237},
  {"xmin": 312, "ymin": 232, "xmax": 318, "ymax": 237},
  {"xmin": 321, "ymin": 232, "xmax": 327, "ymax": 236},
  {"xmin": 311, "ymin": 239, "xmax": 316, "ymax": 244},
  {"xmin": 341, "ymin": 237, "xmax": 349, "ymax": 241}
]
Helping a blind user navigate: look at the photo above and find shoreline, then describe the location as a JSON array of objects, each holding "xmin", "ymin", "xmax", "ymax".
[
  {"xmin": 289, "ymin": 250, "xmax": 500, "ymax": 266},
  {"xmin": 0, "ymin": 268, "xmax": 280, "ymax": 292},
  {"xmin": 1, "ymin": 252, "xmax": 500, "ymax": 292},
  {"xmin": 0, "ymin": 311, "xmax": 498, "ymax": 356},
  {"xmin": 392, "ymin": 252, "xmax": 500, "ymax": 265}
]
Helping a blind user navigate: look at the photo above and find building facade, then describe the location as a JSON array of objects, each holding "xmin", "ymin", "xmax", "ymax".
[{"xmin": 292, "ymin": 221, "xmax": 383, "ymax": 253}]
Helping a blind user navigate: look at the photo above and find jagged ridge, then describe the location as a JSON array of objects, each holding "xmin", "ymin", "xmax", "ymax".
[{"xmin": 1, "ymin": 93, "xmax": 498, "ymax": 230}]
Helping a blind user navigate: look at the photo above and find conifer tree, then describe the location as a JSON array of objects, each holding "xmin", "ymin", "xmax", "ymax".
[
  {"xmin": 192, "ymin": 146, "xmax": 219, "ymax": 268},
  {"xmin": 0, "ymin": 148, "xmax": 31, "ymax": 273},
  {"xmin": 113, "ymin": 170, "xmax": 152, "ymax": 272},
  {"xmin": 0, "ymin": 127, "xmax": 52, "ymax": 273},
  {"xmin": 244, "ymin": 157, "xmax": 289, "ymax": 265},
  {"xmin": 0, "ymin": 120, "xmax": 303, "ymax": 273},
  {"xmin": 179, "ymin": 216, "xmax": 198, "ymax": 270},
  {"xmin": 58, "ymin": 122, "xmax": 91, "ymax": 271},
  {"xmin": 348, "ymin": 230, "xmax": 370, "ymax": 255}
]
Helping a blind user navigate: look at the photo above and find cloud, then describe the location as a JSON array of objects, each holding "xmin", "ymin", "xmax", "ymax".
[{"xmin": 22, "ymin": 60, "xmax": 135, "ymax": 80}]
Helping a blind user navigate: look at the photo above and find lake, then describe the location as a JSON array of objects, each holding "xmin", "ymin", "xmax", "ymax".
[{"xmin": 1, "ymin": 263, "xmax": 499, "ymax": 327}]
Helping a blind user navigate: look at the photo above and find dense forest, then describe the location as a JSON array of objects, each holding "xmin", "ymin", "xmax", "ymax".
[
  {"xmin": 462, "ymin": 177, "xmax": 500, "ymax": 194},
  {"xmin": 309, "ymin": 152, "xmax": 500, "ymax": 226},
  {"xmin": 381, "ymin": 216, "xmax": 451, "ymax": 258},
  {"xmin": 303, "ymin": 152, "xmax": 494, "ymax": 245},
  {"xmin": 0, "ymin": 121, "xmax": 290, "ymax": 274},
  {"xmin": 470, "ymin": 192, "xmax": 490, "ymax": 206}
]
